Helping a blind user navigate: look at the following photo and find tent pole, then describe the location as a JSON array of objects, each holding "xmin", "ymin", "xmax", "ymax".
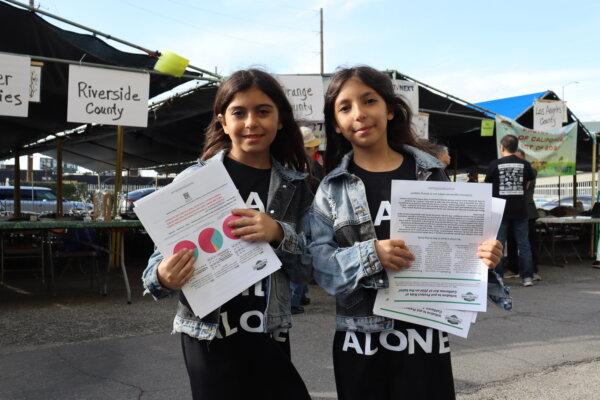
[
  {"xmin": 4, "ymin": 0, "xmax": 222, "ymax": 80},
  {"xmin": 0, "ymin": 51, "xmax": 215, "ymax": 82},
  {"xmin": 591, "ymin": 135, "xmax": 597, "ymax": 257},
  {"xmin": 56, "ymin": 138, "xmax": 63, "ymax": 217},
  {"xmin": 13, "ymin": 150, "xmax": 21, "ymax": 218},
  {"xmin": 114, "ymin": 126, "xmax": 124, "ymax": 218}
]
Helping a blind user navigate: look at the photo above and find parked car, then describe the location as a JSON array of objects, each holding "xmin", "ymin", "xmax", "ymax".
[
  {"xmin": 0, "ymin": 186, "xmax": 90, "ymax": 215},
  {"xmin": 541, "ymin": 195, "xmax": 592, "ymax": 211},
  {"xmin": 119, "ymin": 187, "xmax": 156, "ymax": 218}
]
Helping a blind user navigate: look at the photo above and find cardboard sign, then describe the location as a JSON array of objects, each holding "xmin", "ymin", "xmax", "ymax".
[
  {"xmin": 277, "ymin": 75, "xmax": 324, "ymax": 121},
  {"xmin": 67, "ymin": 65, "xmax": 150, "ymax": 127},
  {"xmin": 0, "ymin": 53, "xmax": 30, "ymax": 117},
  {"xmin": 533, "ymin": 99, "xmax": 566, "ymax": 132},
  {"xmin": 391, "ymin": 79, "xmax": 419, "ymax": 117}
]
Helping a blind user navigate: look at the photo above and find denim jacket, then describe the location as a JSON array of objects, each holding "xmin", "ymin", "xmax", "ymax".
[
  {"xmin": 142, "ymin": 150, "xmax": 314, "ymax": 340},
  {"xmin": 309, "ymin": 145, "xmax": 511, "ymax": 333}
]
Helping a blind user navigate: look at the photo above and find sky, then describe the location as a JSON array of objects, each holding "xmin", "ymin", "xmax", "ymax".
[{"xmin": 21, "ymin": 0, "xmax": 600, "ymax": 120}]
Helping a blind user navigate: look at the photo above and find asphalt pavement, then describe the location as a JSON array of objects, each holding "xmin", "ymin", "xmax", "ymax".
[{"xmin": 1, "ymin": 257, "xmax": 600, "ymax": 400}]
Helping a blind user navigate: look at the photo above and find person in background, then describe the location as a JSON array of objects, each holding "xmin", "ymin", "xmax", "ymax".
[
  {"xmin": 290, "ymin": 126, "xmax": 324, "ymax": 314},
  {"xmin": 485, "ymin": 135, "xmax": 536, "ymax": 287},
  {"xmin": 432, "ymin": 143, "xmax": 451, "ymax": 168},
  {"xmin": 506, "ymin": 149, "xmax": 542, "ymax": 281},
  {"xmin": 467, "ymin": 167, "xmax": 479, "ymax": 182}
]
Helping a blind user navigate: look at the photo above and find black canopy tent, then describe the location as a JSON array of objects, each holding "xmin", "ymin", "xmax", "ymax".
[
  {"xmin": 386, "ymin": 70, "xmax": 496, "ymax": 173},
  {"xmin": 0, "ymin": 0, "xmax": 200, "ymax": 155},
  {"xmin": 29, "ymin": 83, "xmax": 219, "ymax": 173}
]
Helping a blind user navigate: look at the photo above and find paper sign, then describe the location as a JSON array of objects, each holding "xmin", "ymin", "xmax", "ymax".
[
  {"xmin": 533, "ymin": 99, "xmax": 566, "ymax": 132},
  {"xmin": 0, "ymin": 53, "xmax": 30, "ymax": 117},
  {"xmin": 277, "ymin": 75, "xmax": 324, "ymax": 121},
  {"xmin": 391, "ymin": 79, "xmax": 419, "ymax": 117},
  {"xmin": 481, "ymin": 119, "xmax": 494, "ymax": 137},
  {"xmin": 67, "ymin": 65, "xmax": 150, "ymax": 127},
  {"xmin": 414, "ymin": 112, "xmax": 429, "ymax": 139},
  {"xmin": 29, "ymin": 65, "xmax": 41, "ymax": 103}
]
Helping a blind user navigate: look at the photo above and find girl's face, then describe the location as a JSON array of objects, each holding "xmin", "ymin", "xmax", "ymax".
[
  {"xmin": 220, "ymin": 86, "xmax": 282, "ymax": 163},
  {"xmin": 333, "ymin": 77, "xmax": 393, "ymax": 151}
]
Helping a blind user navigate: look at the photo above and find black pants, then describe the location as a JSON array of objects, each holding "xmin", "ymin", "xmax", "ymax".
[
  {"xmin": 181, "ymin": 333, "xmax": 310, "ymax": 400},
  {"xmin": 333, "ymin": 322, "xmax": 455, "ymax": 400},
  {"xmin": 507, "ymin": 218, "xmax": 538, "ymax": 274}
]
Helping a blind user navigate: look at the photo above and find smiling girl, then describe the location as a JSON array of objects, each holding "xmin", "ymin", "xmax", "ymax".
[
  {"xmin": 309, "ymin": 66, "xmax": 503, "ymax": 400},
  {"xmin": 142, "ymin": 69, "xmax": 313, "ymax": 400}
]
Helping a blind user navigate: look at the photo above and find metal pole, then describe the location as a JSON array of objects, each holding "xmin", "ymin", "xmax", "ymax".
[
  {"xmin": 320, "ymin": 8, "xmax": 324, "ymax": 75},
  {"xmin": 3, "ymin": 0, "xmax": 222, "ymax": 80},
  {"xmin": 13, "ymin": 150, "xmax": 21, "ymax": 218},
  {"xmin": 0, "ymin": 51, "xmax": 216, "ymax": 82},
  {"xmin": 114, "ymin": 126, "xmax": 124, "ymax": 217},
  {"xmin": 56, "ymin": 138, "xmax": 63, "ymax": 216},
  {"xmin": 592, "ymin": 135, "xmax": 597, "ymax": 257}
]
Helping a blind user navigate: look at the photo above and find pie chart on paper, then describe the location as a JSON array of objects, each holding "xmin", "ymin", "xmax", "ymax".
[
  {"xmin": 173, "ymin": 240, "xmax": 199, "ymax": 258},
  {"xmin": 222, "ymin": 214, "xmax": 241, "ymax": 240},
  {"xmin": 198, "ymin": 228, "xmax": 224, "ymax": 253}
]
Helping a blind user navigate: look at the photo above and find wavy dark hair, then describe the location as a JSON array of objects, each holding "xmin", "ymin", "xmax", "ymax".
[
  {"xmin": 323, "ymin": 66, "xmax": 433, "ymax": 172},
  {"xmin": 202, "ymin": 69, "xmax": 308, "ymax": 172}
]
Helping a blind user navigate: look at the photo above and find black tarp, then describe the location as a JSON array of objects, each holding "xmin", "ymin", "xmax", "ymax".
[{"xmin": 0, "ymin": 0, "xmax": 196, "ymax": 154}]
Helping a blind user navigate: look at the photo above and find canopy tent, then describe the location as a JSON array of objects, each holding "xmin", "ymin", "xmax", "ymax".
[
  {"xmin": 387, "ymin": 71, "xmax": 496, "ymax": 171},
  {"xmin": 0, "ymin": 0, "xmax": 201, "ymax": 156},
  {"xmin": 475, "ymin": 91, "xmax": 594, "ymax": 171},
  {"xmin": 32, "ymin": 84, "xmax": 219, "ymax": 172}
]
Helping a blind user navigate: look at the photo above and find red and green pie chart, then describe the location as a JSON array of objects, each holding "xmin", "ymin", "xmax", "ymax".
[
  {"xmin": 222, "ymin": 214, "xmax": 241, "ymax": 240},
  {"xmin": 173, "ymin": 240, "xmax": 199, "ymax": 258},
  {"xmin": 198, "ymin": 228, "xmax": 224, "ymax": 253}
]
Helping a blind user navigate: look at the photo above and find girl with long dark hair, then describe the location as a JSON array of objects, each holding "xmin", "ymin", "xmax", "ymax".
[{"xmin": 143, "ymin": 69, "xmax": 313, "ymax": 400}]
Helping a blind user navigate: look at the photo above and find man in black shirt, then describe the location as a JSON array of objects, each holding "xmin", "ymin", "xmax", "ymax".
[{"xmin": 485, "ymin": 135, "xmax": 535, "ymax": 287}]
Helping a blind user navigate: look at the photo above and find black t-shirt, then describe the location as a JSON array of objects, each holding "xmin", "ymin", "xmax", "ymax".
[
  {"xmin": 485, "ymin": 155, "xmax": 535, "ymax": 220},
  {"xmin": 180, "ymin": 156, "xmax": 271, "ymax": 337},
  {"xmin": 348, "ymin": 153, "xmax": 416, "ymax": 240}
]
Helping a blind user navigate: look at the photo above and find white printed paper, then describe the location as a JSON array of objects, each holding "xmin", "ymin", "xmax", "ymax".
[
  {"xmin": 134, "ymin": 161, "xmax": 282, "ymax": 318},
  {"xmin": 391, "ymin": 79, "xmax": 419, "ymax": 116},
  {"xmin": 380, "ymin": 181, "xmax": 492, "ymax": 312}
]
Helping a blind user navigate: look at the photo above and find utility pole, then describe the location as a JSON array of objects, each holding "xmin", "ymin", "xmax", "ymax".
[{"xmin": 320, "ymin": 8, "xmax": 324, "ymax": 75}]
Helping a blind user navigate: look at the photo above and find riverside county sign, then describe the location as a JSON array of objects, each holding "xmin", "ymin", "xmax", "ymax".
[{"xmin": 67, "ymin": 65, "xmax": 149, "ymax": 127}]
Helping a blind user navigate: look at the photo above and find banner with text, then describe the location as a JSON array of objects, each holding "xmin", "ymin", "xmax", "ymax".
[
  {"xmin": 496, "ymin": 115, "xmax": 577, "ymax": 177},
  {"xmin": 67, "ymin": 65, "xmax": 150, "ymax": 127},
  {"xmin": 0, "ymin": 54, "xmax": 30, "ymax": 117},
  {"xmin": 391, "ymin": 79, "xmax": 419, "ymax": 117},
  {"xmin": 277, "ymin": 75, "xmax": 324, "ymax": 121},
  {"xmin": 533, "ymin": 99, "xmax": 566, "ymax": 132}
]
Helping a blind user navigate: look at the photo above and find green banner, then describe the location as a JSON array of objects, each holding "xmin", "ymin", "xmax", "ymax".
[
  {"xmin": 481, "ymin": 119, "xmax": 494, "ymax": 137},
  {"xmin": 495, "ymin": 116, "xmax": 578, "ymax": 177}
]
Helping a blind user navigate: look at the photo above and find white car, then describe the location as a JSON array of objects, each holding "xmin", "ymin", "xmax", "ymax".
[{"xmin": 0, "ymin": 186, "xmax": 90, "ymax": 215}]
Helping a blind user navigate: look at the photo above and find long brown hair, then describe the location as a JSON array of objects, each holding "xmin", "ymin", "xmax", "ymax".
[
  {"xmin": 323, "ymin": 66, "xmax": 432, "ymax": 172},
  {"xmin": 202, "ymin": 69, "xmax": 308, "ymax": 172}
]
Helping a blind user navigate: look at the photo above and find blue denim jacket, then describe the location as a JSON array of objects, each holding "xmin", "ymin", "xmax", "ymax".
[
  {"xmin": 309, "ymin": 145, "xmax": 511, "ymax": 333},
  {"xmin": 142, "ymin": 150, "xmax": 314, "ymax": 340}
]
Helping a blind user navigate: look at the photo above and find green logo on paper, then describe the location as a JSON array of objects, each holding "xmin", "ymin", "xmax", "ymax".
[
  {"xmin": 462, "ymin": 292, "xmax": 477, "ymax": 302},
  {"xmin": 446, "ymin": 315, "xmax": 462, "ymax": 325}
]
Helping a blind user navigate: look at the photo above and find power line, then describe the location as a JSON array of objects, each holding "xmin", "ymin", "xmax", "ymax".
[
  {"xmin": 164, "ymin": 0, "xmax": 318, "ymax": 33},
  {"xmin": 121, "ymin": 0, "xmax": 319, "ymax": 55}
]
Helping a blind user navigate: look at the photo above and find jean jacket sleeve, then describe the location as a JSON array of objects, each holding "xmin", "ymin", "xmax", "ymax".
[
  {"xmin": 308, "ymin": 188, "xmax": 383, "ymax": 296},
  {"xmin": 141, "ymin": 246, "xmax": 175, "ymax": 300},
  {"xmin": 272, "ymin": 211, "xmax": 313, "ymax": 285}
]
